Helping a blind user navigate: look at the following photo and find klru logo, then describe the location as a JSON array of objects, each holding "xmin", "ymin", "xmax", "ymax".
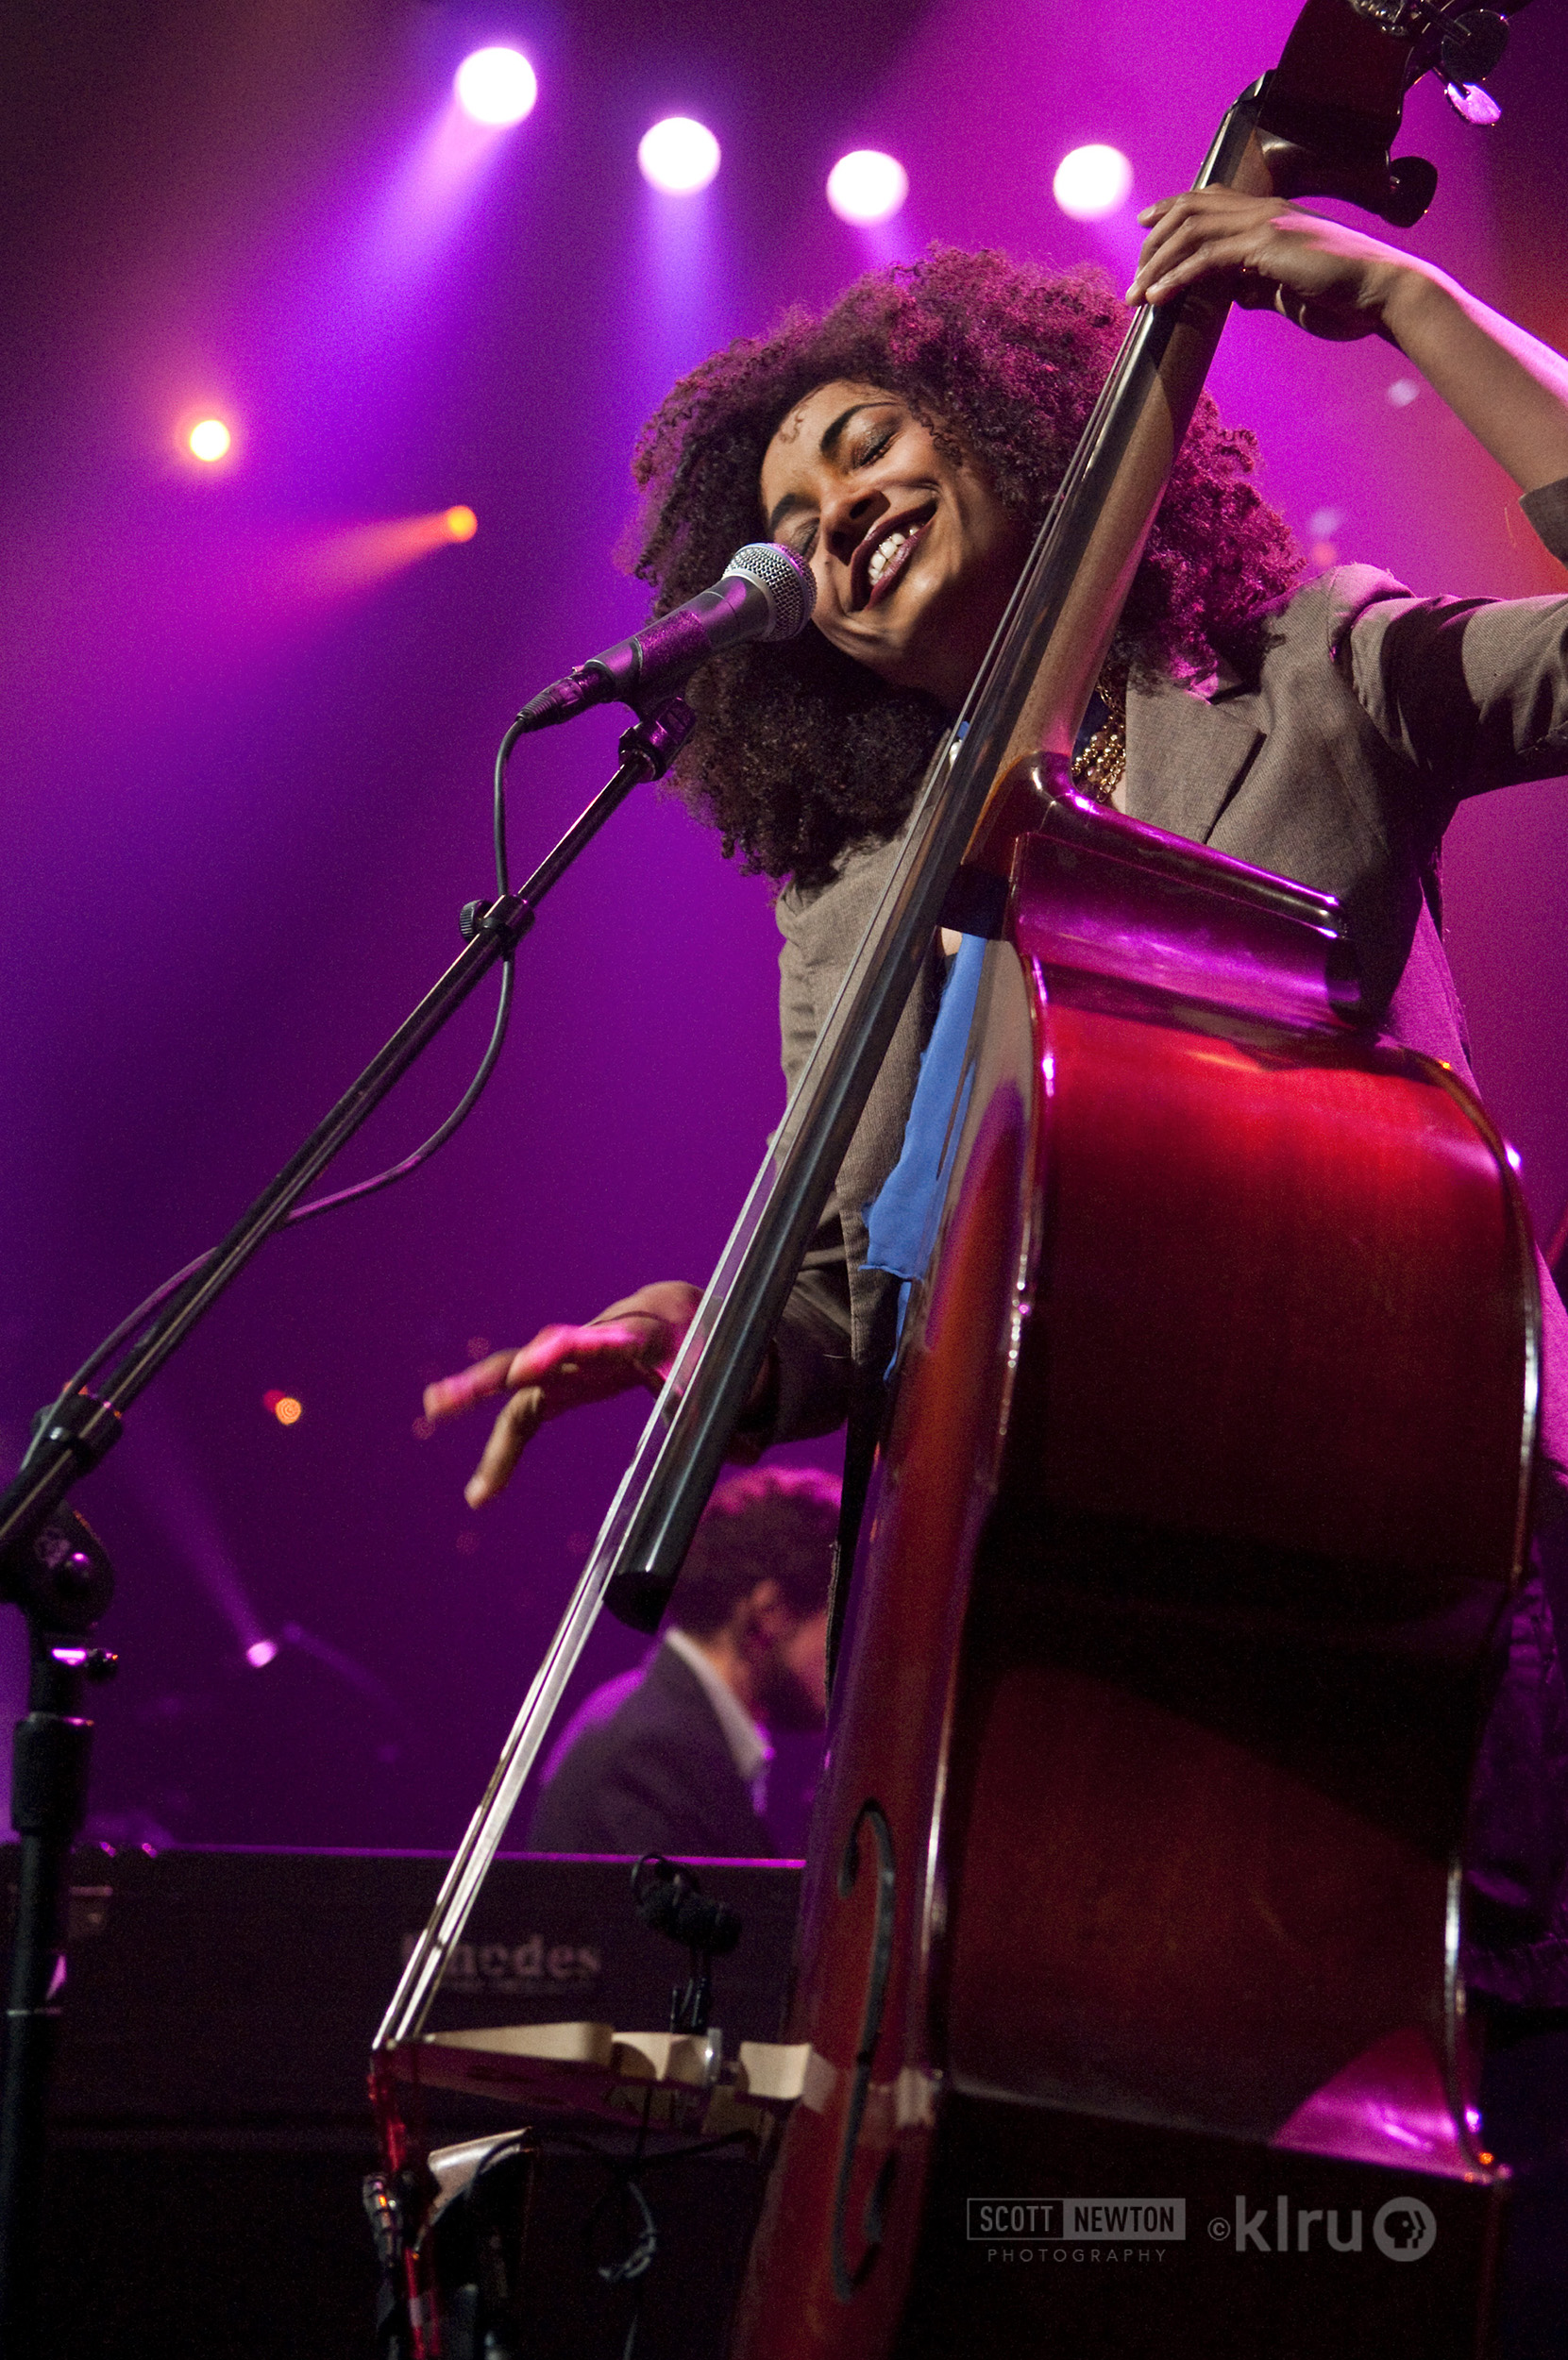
[{"xmin": 1227, "ymin": 2195, "xmax": 1437, "ymax": 2261}]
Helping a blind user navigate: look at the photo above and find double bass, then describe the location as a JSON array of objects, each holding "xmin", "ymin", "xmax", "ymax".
[{"xmin": 378, "ymin": 4, "xmax": 1540, "ymax": 2352}]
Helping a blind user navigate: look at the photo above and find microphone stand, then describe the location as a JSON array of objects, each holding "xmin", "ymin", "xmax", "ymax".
[{"xmin": 0, "ymin": 693, "xmax": 694, "ymax": 2354}]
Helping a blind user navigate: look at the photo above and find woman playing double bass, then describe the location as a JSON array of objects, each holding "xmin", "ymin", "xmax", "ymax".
[{"xmin": 430, "ymin": 188, "xmax": 1568, "ymax": 2099}]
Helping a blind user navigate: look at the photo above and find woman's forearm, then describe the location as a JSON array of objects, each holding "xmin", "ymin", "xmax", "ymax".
[{"xmin": 1381, "ymin": 266, "xmax": 1568, "ymax": 495}]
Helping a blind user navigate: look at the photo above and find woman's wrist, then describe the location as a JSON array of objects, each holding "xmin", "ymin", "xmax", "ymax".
[{"xmin": 1372, "ymin": 256, "xmax": 1450, "ymax": 353}]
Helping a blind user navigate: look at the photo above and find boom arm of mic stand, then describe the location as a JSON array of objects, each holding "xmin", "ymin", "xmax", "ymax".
[{"xmin": 0, "ymin": 695, "xmax": 695, "ymax": 1576}]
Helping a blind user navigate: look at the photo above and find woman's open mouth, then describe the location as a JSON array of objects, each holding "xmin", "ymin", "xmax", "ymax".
[{"xmin": 855, "ymin": 508, "xmax": 936, "ymax": 609}]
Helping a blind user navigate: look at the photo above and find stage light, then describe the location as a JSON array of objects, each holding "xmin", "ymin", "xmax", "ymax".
[
  {"xmin": 289, "ymin": 508, "xmax": 482, "ymax": 601},
  {"xmin": 1307, "ymin": 506, "xmax": 1342, "ymax": 569},
  {"xmin": 262, "ymin": 1389, "xmax": 303, "ymax": 1425},
  {"xmin": 246, "ymin": 1638, "xmax": 279, "ymax": 1669},
  {"xmin": 188, "ymin": 417, "xmax": 232, "ymax": 463},
  {"xmin": 825, "ymin": 150, "xmax": 907, "ymax": 226},
  {"xmin": 453, "ymin": 46, "xmax": 537, "ymax": 127},
  {"xmin": 637, "ymin": 117, "xmax": 720, "ymax": 195},
  {"xmin": 1053, "ymin": 143, "xmax": 1134, "ymax": 221}
]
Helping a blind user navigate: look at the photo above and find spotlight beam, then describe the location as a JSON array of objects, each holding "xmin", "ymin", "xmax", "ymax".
[
  {"xmin": 638, "ymin": 117, "xmax": 720, "ymax": 194},
  {"xmin": 454, "ymin": 47, "xmax": 537, "ymax": 127},
  {"xmin": 826, "ymin": 150, "xmax": 908, "ymax": 226}
]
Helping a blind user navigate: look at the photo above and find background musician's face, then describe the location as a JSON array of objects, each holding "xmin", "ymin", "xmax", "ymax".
[
  {"xmin": 760, "ymin": 379, "xmax": 1033, "ymax": 716},
  {"xmin": 717, "ymin": 1578, "xmax": 830, "ymax": 1734},
  {"xmin": 763, "ymin": 1603, "xmax": 830, "ymax": 1732}
]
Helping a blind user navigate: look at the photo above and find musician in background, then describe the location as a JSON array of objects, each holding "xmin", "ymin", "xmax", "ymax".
[{"xmin": 525, "ymin": 1466, "xmax": 835, "ymax": 1858}]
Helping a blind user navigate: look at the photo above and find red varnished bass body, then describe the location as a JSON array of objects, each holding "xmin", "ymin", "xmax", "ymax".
[{"xmin": 729, "ymin": 797, "xmax": 1533, "ymax": 2359}]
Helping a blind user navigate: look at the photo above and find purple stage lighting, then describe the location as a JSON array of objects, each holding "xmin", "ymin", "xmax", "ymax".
[
  {"xmin": 188, "ymin": 416, "xmax": 232, "ymax": 463},
  {"xmin": 825, "ymin": 149, "xmax": 907, "ymax": 225},
  {"xmin": 246, "ymin": 1638, "xmax": 279, "ymax": 1669},
  {"xmin": 637, "ymin": 117, "xmax": 720, "ymax": 194},
  {"xmin": 453, "ymin": 46, "xmax": 537, "ymax": 128},
  {"xmin": 1053, "ymin": 143, "xmax": 1134, "ymax": 221}
]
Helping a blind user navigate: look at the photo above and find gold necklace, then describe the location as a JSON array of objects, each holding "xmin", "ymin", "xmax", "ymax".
[{"xmin": 1070, "ymin": 671, "xmax": 1127, "ymax": 805}]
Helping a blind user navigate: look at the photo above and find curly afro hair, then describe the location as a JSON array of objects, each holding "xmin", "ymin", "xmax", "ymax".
[{"xmin": 630, "ymin": 245, "xmax": 1301, "ymax": 888}]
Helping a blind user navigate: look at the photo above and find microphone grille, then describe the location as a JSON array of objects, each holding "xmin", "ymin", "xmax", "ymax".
[{"xmin": 721, "ymin": 542, "xmax": 817, "ymax": 643}]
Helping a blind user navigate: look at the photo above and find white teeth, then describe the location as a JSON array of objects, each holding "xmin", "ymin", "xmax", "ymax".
[{"xmin": 867, "ymin": 529, "xmax": 910, "ymax": 587}]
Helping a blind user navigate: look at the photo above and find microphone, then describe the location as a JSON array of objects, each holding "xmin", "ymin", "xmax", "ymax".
[
  {"xmin": 632, "ymin": 1855, "xmax": 743, "ymax": 1957},
  {"xmin": 516, "ymin": 543, "xmax": 816, "ymax": 733}
]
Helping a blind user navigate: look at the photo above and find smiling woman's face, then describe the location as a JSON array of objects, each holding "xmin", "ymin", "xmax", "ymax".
[{"xmin": 759, "ymin": 379, "xmax": 1033, "ymax": 716}]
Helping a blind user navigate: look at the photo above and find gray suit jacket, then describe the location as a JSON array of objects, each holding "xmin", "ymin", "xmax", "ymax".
[{"xmin": 768, "ymin": 480, "xmax": 1568, "ymax": 1460}]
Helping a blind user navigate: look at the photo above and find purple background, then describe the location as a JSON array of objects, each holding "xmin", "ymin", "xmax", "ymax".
[{"xmin": 3, "ymin": 0, "xmax": 1566, "ymax": 1855}]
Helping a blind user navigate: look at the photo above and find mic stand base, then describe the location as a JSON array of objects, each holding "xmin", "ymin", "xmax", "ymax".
[{"xmin": 0, "ymin": 1608, "xmax": 118, "ymax": 2357}]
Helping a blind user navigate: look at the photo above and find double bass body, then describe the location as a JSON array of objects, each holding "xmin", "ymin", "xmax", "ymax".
[{"xmin": 731, "ymin": 786, "xmax": 1531, "ymax": 2359}]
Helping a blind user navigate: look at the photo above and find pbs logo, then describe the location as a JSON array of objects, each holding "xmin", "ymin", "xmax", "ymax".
[{"xmin": 1373, "ymin": 2198, "xmax": 1437, "ymax": 2262}]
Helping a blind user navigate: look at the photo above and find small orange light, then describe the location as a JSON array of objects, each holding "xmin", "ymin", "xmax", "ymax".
[
  {"xmin": 262, "ymin": 1390, "xmax": 303, "ymax": 1426},
  {"xmin": 444, "ymin": 505, "xmax": 478, "ymax": 543}
]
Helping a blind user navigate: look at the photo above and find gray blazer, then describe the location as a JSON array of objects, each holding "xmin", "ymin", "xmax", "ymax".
[{"xmin": 768, "ymin": 480, "xmax": 1568, "ymax": 1455}]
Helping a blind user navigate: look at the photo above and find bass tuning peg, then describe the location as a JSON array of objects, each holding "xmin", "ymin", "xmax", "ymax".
[{"xmin": 1439, "ymin": 7, "xmax": 1509, "ymax": 82}]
